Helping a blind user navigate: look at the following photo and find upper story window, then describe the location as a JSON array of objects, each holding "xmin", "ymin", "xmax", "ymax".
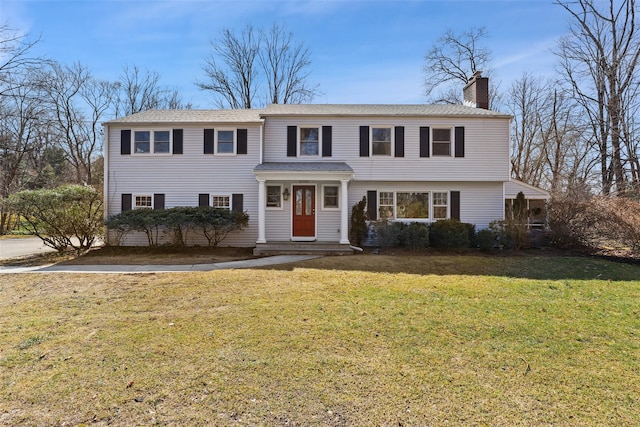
[
  {"xmin": 372, "ymin": 127, "xmax": 392, "ymax": 156},
  {"xmin": 134, "ymin": 130, "xmax": 171, "ymax": 154},
  {"xmin": 300, "ymin": 127, "xmax": 319, "ymax": 156},
  {"xmin": 432, "ymin": 128, "xmax": 452, "ymax": 156},
  {"xmin": 217, "ymin": 129, "xmax": 235, "ymax": 154}
]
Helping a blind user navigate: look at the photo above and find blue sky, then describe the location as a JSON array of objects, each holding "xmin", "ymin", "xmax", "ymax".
[{"xmin": 3, "ymin": 0, "xmax": 569, "ymax": 108}]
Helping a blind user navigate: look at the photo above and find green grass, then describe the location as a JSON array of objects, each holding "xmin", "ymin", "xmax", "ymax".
[{"xmin": 0, "ymin": 254, "xmax": 638, "ymax": 425}]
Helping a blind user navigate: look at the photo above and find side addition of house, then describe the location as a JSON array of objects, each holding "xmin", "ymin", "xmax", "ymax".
[{"xmin": 104, "ymin": 74, "xmax": 530, "ymax": 252}]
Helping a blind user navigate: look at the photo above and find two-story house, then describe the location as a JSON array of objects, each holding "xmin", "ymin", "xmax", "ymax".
[{"xmin": 103, "ymin": 74, "xmax": 547, "ymax": 253}]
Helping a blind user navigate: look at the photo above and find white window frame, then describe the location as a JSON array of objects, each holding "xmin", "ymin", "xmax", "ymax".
[
  {"xmin": 371, "ymin": 126, "xmax": 393, "ymax": 157},
  {"xmin": 134, "ymin": 194, "xmax": 153, "ymax": 209},
  {"xmin": 396, "ymin": 192, "xmax": 430, "ymax": 220},
  {"xmin": 321, "ymin": 185, "xmax": 340, "ymax": 210},
  {"xmin": 211, "ymin": 194, "xmax": 231, "ymax": 210},
  {"xmin": 377, "ymin": 190, "xmax": 451, "ymax": 222},
  {"xmin": 432, "ymin": 192, "xmax": 449, "ymax": 220},
  {"xmin": 266, "ymin": 185, "xmax": 283, "ymax": 210},
  {"xmin": 298, "ymin": 125, "xmax": 321, "ymax": 157},
  {"xmin": 432, "ymin": 127, "xmax": 452, "ymax": 157},
  {"xmin": 215, "ymin": 128, "xmax": 237, "ymax": 155},
  {"xmin": 132, "ymin": 129, "xmax": 172, "ymax": 155}
]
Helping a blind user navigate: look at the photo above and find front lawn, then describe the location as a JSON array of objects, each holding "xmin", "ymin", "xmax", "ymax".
[{"xmin": 0, "ymin": 254, "xmax": 638, "ymax": 425}]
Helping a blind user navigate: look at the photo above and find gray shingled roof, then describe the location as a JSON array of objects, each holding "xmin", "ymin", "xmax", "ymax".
[
  {"xmin": 104, "ymin": 109, "xmax": 265, "ymax": 125},
  {"xmin": 262, "ymin": 104, "xmax": 510, "ymax": 118},
  {"xmin": 254, "ymin": 162, "xmax": 354, "ymax": 173}
]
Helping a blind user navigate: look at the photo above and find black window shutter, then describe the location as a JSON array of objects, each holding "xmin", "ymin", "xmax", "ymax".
[
  {"xmin": 122, "ymin": 193, "xmax": 132, "ymax": 212},
  {"xmin": 322, "ymin": 126, "xmax": 332, "ymax": 157},
  {"xmin": 121, "ymin": 130, "xmax": 131, "ymax": 155},
  {"xmin": 394, "ymin": 126, "xmax": 404, "ymax": 158},
  {"xmin": 172, "ymin": 129, "xmax": 183, "ymax": 154},
  {"xmin": 420, "ymin": 126, "xmax": 430, "ymax": 158},
  {"xmin": 154, "ymin": 194, "xmax": 165, "ymax": 210},
  {"xmin": 199, "ymin": 194, "xmax": 209, "ymax": 207},
  {"xmin": 287, "ymin": 126, "xmax": 297, "ymax": 157},
  {"xmin": 232, "ymin": 194, "xmax": 244, "ymax": 212},
  {"xmin": 237, "ymin": 129, "xmax": 248, "ymax": 154},
  {"xmin": 451, "ymin": 191, "xmax": 461, "ymax": 220},
  {"xmin": 360, "ymin": 126, "xmax": 370, "ymax": 157},
  {"xmin": 367, "ymin": 190, "xmax": 377, "ymax": 220},
  {"xmin": 455, "ymin": 127, "xmax": 465, "ymax": 158},
  {"xmin": 204, "ymin": 129, "xmax": 214, "ymax": 154}
]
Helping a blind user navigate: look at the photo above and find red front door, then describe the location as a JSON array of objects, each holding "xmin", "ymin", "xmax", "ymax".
[{"xmin": 292, "ymin": 186, "xmax": 315, "ymax": 238}]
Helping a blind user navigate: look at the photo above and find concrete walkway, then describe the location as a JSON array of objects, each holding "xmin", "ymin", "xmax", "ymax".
[{"xmin": 0, "ymin": 255, "xmax": 322, "ymax": 274}]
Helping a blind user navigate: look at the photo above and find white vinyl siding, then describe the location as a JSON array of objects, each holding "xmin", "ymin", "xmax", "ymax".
[
  {"xmin": 106, "ymin": 124, "xmax": 262, "ymax": 247},
  {"xmin": 263, "ymin": 116, "xmax": 510, "ymax": 182}
]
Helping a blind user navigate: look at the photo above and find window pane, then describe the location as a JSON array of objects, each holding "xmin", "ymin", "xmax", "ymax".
[
  {"xmin": 372, "ymin": 128, "xmax": 391, "ymax": 156},
  {"xmin": 134, "ymin": 131, "xmax": 150, "ymax": 153},
  {"xmin": 396, "ymin": 192, "xmax": 429, "ymax": 219},
  {"xmin": 154, "ymin": 131, "xmax": 170, "ymax": 153},
  {"xmin": 218, "ymin": 130, "xmax": 234, "ymax": 153},
  {"xmin": 433, "ymin": 192, "xmax": 448, "ymax": 220},
  {"xmin": 324, "ymin": 186, "xmax": 338, "ymax": 208},
  {"xmin": 433, "ymin": 129, "xmax": 451, "ymax": 142},
  {"xmin": 213, "ymin": 196, "xmax": 230, "ymax": 209},
  {"xmin": 379, "ymin": 191, "xmax": 394, "ymax": 219},
  {"xmin": 296, "ymin": 189, "xmax": 303, "ymax": 215},
  {"xmin": 300, "ymin": 127, "xmax": 319, "ymax": 155},
  {"xmin": 266, "ymin": 185, "xmax": 281, "ymax": 208},
  {"xmin": 305, "ymin": 189, "xmax": 312, "ymax": 215},
  {"xmin": 135, "ymin": 195, "xmax": 152, "ymax": 208},
  {"xmin": 433, "ymin": 142, "xmax": 450, "ymax": 156}
]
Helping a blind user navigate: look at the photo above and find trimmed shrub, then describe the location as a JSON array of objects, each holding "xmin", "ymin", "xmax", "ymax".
[
  {"xmin": 429, "ymin": 219, "xmax": 472, "ymax": 249},
  {"xmin": 477, "ymin": 228, "xmax": 498, "ymax": 251},
  {"xmin": 397, "ymin": 222, "xmax": 430, "ymax": 249},
  {"xmin": 5, "ymin": 185, "xmax": 103, "ymax": 253}
]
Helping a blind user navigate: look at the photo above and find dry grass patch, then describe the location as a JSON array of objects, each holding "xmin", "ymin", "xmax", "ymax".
[{"xmin": 0, "ymin": 255, "xmax": 639, "ymax": 425}]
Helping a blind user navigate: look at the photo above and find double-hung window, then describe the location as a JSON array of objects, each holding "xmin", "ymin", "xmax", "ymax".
[
  {"xmin": 323, "ymin": 185, "xmax": 339, "ymax": 209},
  {"xmin": 433, "ymin": 192, "xmax": 448, "ymax": 219},
  {"xmin": 266, "ymin": 185, "xmax": 282, "ymax": 208},
  {"xmin": 212, "ymin": 195, "xmax": 231, "ymax": 210},
  {"xmin": 299, "ymin": 127, "xmax": 319, "ymax": 156},
  {"xmin": 134, "ymin": 130, "xmax": 171, "ymax": 154},
  {"xmin": 217, "ymin": 129, "xmax": 235, "ymax": 154},
  {"xmin": 379, "ymin": 191, "xmax": 394, "ymax": 219},
  {"xmin": 432, "ymin": 128, "xmax": 452, "ymax": 156},
  {"xmin": 372, "ymin": 127, "xmax": 392, "ymax": 156}
]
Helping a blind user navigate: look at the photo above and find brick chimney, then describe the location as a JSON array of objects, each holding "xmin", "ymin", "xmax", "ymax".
[{"xmin": 463, "ymin": 70, "xmax": 489, "ymax": 109}]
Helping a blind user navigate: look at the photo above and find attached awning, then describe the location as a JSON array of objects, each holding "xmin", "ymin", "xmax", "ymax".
[
  {"xmin": 505, "ymin": 179, "xmax": 551, "ymax": 200},
  {"xmin": 253, "ymin": 162, "xmax": 355, "ymax": 181}
]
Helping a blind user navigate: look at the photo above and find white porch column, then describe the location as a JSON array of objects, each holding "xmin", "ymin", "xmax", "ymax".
[
  {"xmin": 339, "ymin": 179, "xmax": 350, "ymax": 244},
  {"xmin": 257, "ymin": 178, "xmax": 267, "ymax": 243}
]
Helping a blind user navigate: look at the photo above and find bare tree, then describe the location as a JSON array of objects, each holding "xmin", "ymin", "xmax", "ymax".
[
  {"xmin": 423, "ymin": 27, "xmax": 497, "ymax": 105},
  {"xmin": 40, "ymin": 62, "xmax": 114, "ymax": 185},
  {"xmin": 555, "ymin": 0, "xmax": 640, "ymax": 195},
  {"xmin": 0, "ymin": 24, "xmax": 44, "ymax": 96},
  {"xmin": 115, "ymin": 65, "xmax": 191, "ymax": 116},
  {"xmin": 259, "ymin": 24, "xmax": 319, "ymax": 105},
  {"xmin": 197, "ymin": 24, "xmax": 319, "ymax": 108},
  {"xmin": 0, "ymin": 71, "xmax": 49, "ymax": 233}
]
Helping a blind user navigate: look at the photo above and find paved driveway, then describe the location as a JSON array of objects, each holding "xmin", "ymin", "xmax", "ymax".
[{"xmin": 0, "ymin": 237, "xmax": 57, "ymax": 260}]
